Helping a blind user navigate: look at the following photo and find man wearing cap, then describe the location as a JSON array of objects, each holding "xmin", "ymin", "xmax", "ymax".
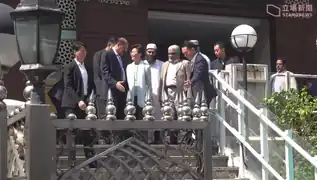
[
  {"xmin": 186, "ymin": 40, "xmax": 211, "ymax": 70},
  {"xmin": 144, "ymin": 43, "xmax": 164, "ymax": 119},
  {"xmin": 144, "ymin": 43, "xmax": 164, "ymax": 144}
]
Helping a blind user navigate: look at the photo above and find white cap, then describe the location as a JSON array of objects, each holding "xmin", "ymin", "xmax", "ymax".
[{"xmin": 146, "ymin": 43, "xmax": 157, "ymax": 50}]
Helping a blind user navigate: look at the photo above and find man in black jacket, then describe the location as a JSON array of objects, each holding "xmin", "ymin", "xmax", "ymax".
[
  {"xmin": 61, "ymin": 41, "xmax": 96, "ymax": 167},
  {"xmin": 93, "ymin": 37, "xmax": 116, "ymax": 118},
  {"xmin": 210, "ymin": 41, "xmax": 240, "ymax": 70}
]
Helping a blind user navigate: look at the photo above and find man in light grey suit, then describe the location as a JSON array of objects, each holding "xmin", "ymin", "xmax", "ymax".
[
  {"xmin": 159, "ymin": 45, "xmax": 191, "ymax": 110},
  {"xmin": 159, "ymin": 45, "xmax": 191, "ymax": 144}
]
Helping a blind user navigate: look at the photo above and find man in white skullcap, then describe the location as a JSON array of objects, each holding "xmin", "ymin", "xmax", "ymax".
[
  {"xmin": 144, "ymin": 43, "xmax": 164, "ymax": 143},
  {"xmin": 188, "ymin": 40, "xmax": 211, "ymax": 70}
]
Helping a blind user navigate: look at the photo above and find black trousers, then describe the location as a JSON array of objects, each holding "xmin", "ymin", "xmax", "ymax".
[
  {"xmin": 134, "ymin": 96, "xmax": 149, "ymax": 142},
  {"xmin": 65, "ymin": 107, "xmax": 97, "ymax": 168},
  {"xmin": 50, "ymin": 97, "xmax": 65, "ymax": 118}
]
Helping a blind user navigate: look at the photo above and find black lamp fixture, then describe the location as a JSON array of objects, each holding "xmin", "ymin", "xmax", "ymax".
[
  {"xmin": 10, "ymin": 0, "xmax": 64, "ymax": 103},
  {"xmin": 230, "ymin": 24, "xmax": 257, "ymax": 91}
]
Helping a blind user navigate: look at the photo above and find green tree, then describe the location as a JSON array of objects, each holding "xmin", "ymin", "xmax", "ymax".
[{"xmin": 263, "ymin": 87, "xmax": 317, "ymax": 179}]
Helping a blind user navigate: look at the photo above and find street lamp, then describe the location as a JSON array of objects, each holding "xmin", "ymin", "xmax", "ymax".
[
  {"xmin": 230, "ymin": 24, "xmax": 257, "ymax": 91},
  {"xmin": 230, "ymin": 24, "xmax": 257, "ymax": 154},
  {"xmin": 10, "ymin": 0, "xmax": 64, "ymax": 103}
]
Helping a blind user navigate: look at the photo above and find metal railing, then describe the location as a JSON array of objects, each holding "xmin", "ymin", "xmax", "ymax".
[
  {"xmin": 3, "ymin": 81, "xmax": 217, "ymax": 180},
  {"xmin": 269, "ymin": 71, "xmax": 317, "ymax": 95},
  {"xmin": 210, "ymin": 70, "xmax": 317, "ymax": 180}
]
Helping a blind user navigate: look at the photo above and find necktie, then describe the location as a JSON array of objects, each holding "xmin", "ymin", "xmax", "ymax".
[{"xmin": 116, "ymin": 54, "xmax": 125, "ymax": 80}]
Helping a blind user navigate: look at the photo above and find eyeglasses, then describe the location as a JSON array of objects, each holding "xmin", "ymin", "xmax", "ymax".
[{"xmin": 168, "ymin": 52, "xmax": 176, "ymax": 55}]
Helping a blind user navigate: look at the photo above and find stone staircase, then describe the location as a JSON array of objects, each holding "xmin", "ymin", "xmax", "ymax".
[{"xmin": 56, "ymin": 144, "xmax": 248, "ymax": 180}]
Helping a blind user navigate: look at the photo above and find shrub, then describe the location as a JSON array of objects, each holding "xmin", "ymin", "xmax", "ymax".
[{"xmin": 263, "ymin": 87, "xmax": 317, "ymax": 179}]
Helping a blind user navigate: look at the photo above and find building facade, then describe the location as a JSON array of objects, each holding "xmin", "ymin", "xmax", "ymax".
[{"xmin": 2, "ymin": 0, "xmax": 317, "ymax": 100}]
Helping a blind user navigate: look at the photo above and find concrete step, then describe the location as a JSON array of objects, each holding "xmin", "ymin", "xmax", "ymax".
[{"xmin": 58, "ymin": 166, "xmax": 239, "ymax": 179}]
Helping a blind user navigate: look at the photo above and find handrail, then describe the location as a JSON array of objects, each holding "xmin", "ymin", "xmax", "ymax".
[
  {"xmin": 212, "ymin": 112, "xmax": 284, "ymax": 180},
  {"xmin": 269, "ymin": 72, "xmax": 317, "ymax": 95},
  {"xmin": 210, "ymin": 70, "xmax": 317, "ymax": 174}
]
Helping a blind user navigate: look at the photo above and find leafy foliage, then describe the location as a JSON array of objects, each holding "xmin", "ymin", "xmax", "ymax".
[{"xmin": 263, "ymin": 87, "xmax": 317, "ymax": 179}]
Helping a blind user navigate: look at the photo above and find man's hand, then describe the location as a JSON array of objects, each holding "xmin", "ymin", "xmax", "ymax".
[
  {"xmin": 116, "ymin": 81, "xmax": 125, "ymax": 92},
  {"xmin": 184, "ymin": 80, "xmax": 191, "ymax": 88},
  {"xmin": 78, "ymin": 100, "xmax": 87, "ymax": 110}
]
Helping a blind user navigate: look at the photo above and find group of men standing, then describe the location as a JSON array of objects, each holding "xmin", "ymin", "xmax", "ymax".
[
  {"xmin": 90, "ymin": 37, "xmax": 222, "ymax": 121},
  {"xmin": 48, "ymin": 36, "xmax": 238, "ymax": 165}
]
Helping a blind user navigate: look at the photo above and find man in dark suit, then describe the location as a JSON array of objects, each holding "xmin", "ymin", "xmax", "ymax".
[
  {"xmin": 210, "ymin": 41, "xmax": 240, "ymax": 70},
  {"xmin": 100, "ymin": 37, "xmax": 129, "ymax": 120},
  {"xmin": 61, "ymin": 41, "xmax": 96, "ymax": 167},
  {"xmin": 93, "ymin": 37, "xmax": 116, "ymax": 118},
  {"xmin": 183, "ymin": 41, "xmax": 217, "ymax": 105}
]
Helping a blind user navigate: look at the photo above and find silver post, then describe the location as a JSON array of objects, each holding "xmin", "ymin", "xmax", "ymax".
[
  {"xmin": 200, "ymin": 91, "xmax": 209, "ymax": 121},
  {"xmin": 23, "ymin": 81, "xmax": 33, "ymax": 104},
  {"xmin": 66, "ymin": 113, "xmax": 77, "ymax": 168},
  {"xmin": 181, "ymin": 91, "xmax": 192, "ymax": 121},
  {"xmin": 161, "ymin": 92, "xmax": 173, "ymax": 121},
  {"xmin": 85, "ymin": 91, "xmax": 97, "ymax": 120},
  {"xmin": 192, "ymin": 92, "xmax": 201, "ymax": 121},
  {"xmin": 177, "ymin": 92, "xmax": 183, "ymax": 121},
  {"xmin": 142, "ymin": 89, "xmax": 155, "ymax": 121},
  {"xmin": 124, "ymin": 90, "xmax": 136, "ymax": 121},
  {"xmin": 0, "ymin": 77, "xmax": 7, "ymax": 180},
  {"xmin": 105, "ymin": 89, "xmax": 116, "ymax": 121}
]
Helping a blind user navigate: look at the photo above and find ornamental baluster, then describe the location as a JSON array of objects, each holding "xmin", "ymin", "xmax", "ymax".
[
  {"xmin": 142, "ymin": 89, "xmax": 155, "ymax": 121},
  {"xmin": 200, "ymin": 91, "xmax": 209, "ymax": 121},
  {"xmin": 85, "ymin": 91, "xmax": 97, "ymax": 120},
  {"xmin": 177, "ymin": 92, "xmax": 183, "ymax": 121},
  {"xmin": 161, "ymin": 92, "xmax": 173, "ymax": 121},
  {"xmin": 181, "ymin": 91, "xmax": 192, "ymax": 121},
  {"xmin": 124, "ymin": 90, "xmax": 136, "ymax": 121},
  {"xmin": 105, "ymin": 89, "xmax": 116, "ymax": 121},
  {"xmin": 192, "ymin": 92, "xmax": 202, "ymax": 121}
]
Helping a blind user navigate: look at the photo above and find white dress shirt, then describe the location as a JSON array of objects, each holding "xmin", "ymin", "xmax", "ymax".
[
  {"xmin": 113, "ymin": 47, "xmax": 126, "ymax": 81},
  {"xmin": 74, "ymin": 59, "xmax": 88, "ymax": 95},
  {"xmin": 166, "ymin": 62, "xmax": 178, "ymax": 86}
]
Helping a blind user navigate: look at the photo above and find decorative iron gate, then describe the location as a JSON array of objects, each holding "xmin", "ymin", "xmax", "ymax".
[{"xmin": 57, "ymin": 138, "xmax": 203, "ymax": 180}]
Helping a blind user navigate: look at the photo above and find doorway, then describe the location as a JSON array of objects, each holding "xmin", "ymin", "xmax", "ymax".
[{"xmin": 148, "ymin": 11, "xmax": 271, "ymax": 69}]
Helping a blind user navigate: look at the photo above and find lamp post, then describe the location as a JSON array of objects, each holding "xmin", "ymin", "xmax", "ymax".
[
  {"xmin": 230, "ymin": 24, "xmax": 257, "ymax": 162},
  {"xmin": 10, "ymin": 0, "xmax": 64, "ymax": 104},
  {"xmin": 230, "ymin": 24, "xmax": 257, "ymax": 91},
  {"xmin": 10, "ymin": 1, "xmax": 63, "ymax": 178}
]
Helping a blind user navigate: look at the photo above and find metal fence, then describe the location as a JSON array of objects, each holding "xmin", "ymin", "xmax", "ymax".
[
  {"xmin": 211, "ymin": 70, "xmax": 317, "ymax": 180},
  {"xmin": 3, "ymin": 80, "xmax": 215, "ymax": 180}
]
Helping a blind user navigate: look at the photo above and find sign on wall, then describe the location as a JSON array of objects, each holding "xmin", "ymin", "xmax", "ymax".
[{"xmin": 266, "ymin": 0, "xmax": 314, "ymax": 18}]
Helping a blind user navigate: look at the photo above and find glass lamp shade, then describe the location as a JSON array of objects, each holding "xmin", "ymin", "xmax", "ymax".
[
  {"xmin": 231, "ymin": 24, "xmax": 257, "ymax": 52},
  {"xmin": 11, "ymin": 8, "xmax": 63, "ymax": 66}
]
